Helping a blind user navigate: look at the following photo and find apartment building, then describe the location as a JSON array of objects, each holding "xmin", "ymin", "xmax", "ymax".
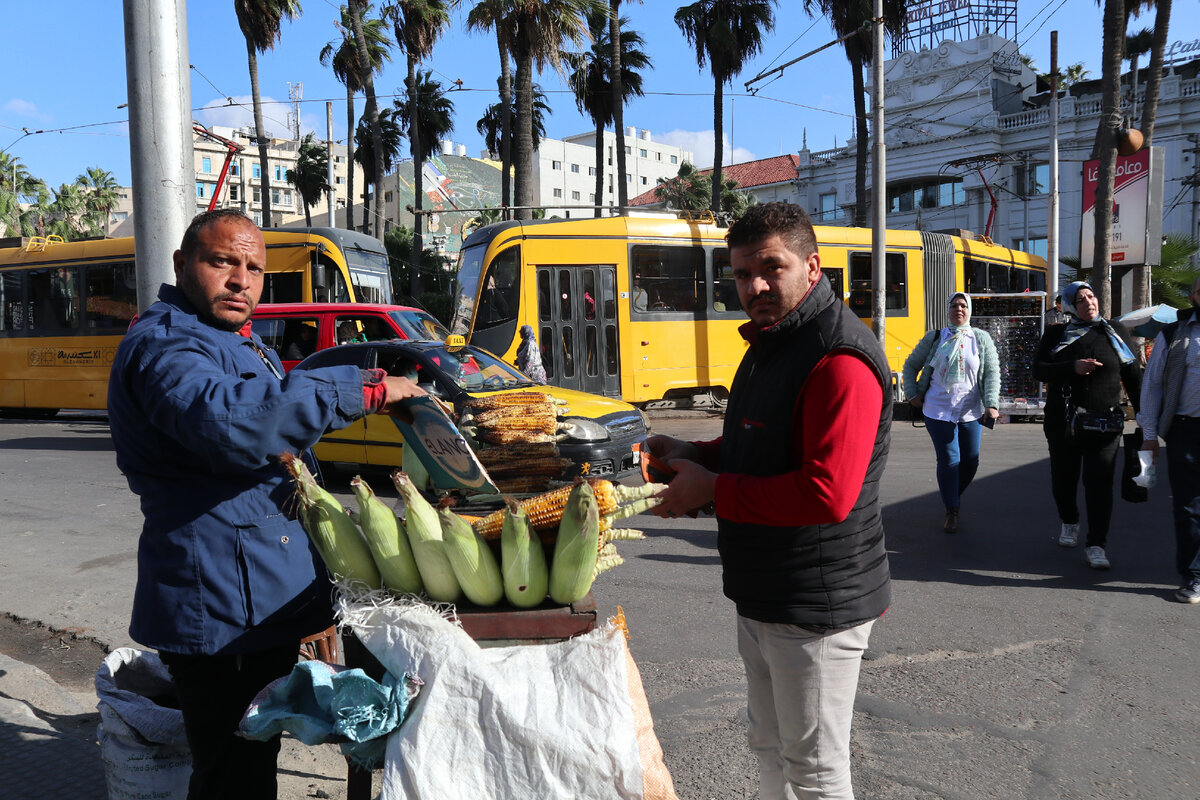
[{"xmin": 532, "ymin": 127, "xmax": 693, "ymax": 217}]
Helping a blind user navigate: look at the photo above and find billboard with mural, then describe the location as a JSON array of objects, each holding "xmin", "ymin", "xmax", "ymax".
[{"xmin": 1080, "ymin": 146, "xmax": 1164, "ymax": 269}]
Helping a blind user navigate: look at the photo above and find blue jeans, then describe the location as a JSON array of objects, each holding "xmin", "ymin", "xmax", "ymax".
[{"xmin": 923, "ymin": 417, "xmax": 982, "ymax": 511}]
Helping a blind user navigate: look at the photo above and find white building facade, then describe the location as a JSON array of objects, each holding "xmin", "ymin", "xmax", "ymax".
[
  {"xmin": 532, "ymin": 127, "xmax": 693, "ymax": 217},
  {"xmin": 792, "ymin": 33, "xmax": 1200, "ymax": 298}
]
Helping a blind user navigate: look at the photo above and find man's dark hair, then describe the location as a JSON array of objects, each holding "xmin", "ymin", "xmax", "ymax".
[
  {"xmin": 179, "ymin": 209, "xmax": 256, "ymax": 261},
  {"xmin": 726, "ymin": 202, "xmax": 817, "ymax": 258}
]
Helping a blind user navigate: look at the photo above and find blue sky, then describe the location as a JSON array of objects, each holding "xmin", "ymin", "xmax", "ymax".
[{"xmin": 3, "ymin": 1, "xmax": 1194, "ymax": 192}]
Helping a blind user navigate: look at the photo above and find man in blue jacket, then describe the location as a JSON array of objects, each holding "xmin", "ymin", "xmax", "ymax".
[{"xmin": 108, "ymin": 209, "xmax": 422, "ymax": 799}]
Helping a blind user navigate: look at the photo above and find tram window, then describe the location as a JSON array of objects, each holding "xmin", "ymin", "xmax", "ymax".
[
  {"xmin": 477, "ymin": 247, "xmax": 520, "ymax": 329},
  {"xmin": 605, "ymin": 325, "xmax": 618, "ymax": 375},
  {"xmin": 1027, "ymin": 270, "xmax": 1046, "ymax": 292},
  {"xmin": 585, "ymin": 326, "xmax": 598, "ymax": 376},
  {"xmin": 538, "ymin": 271, "xmax": 552, "ymax": 321},
  {"xmin": 29, "ymin": 267, "xmax": 80, "ymax": 333},
  {"xmin": 602, "ymin": 270, "xmax": 616, "ymax": 319},
  {"xmin": 964, "ymin": 259, "xmax": 988, "ymax": 293},
  {"xmin": 823, "ymin": 267, "xmax": 845, "ymax": 301},
  {"xmin": 263, "ymin": 272, "xmax": 304, "ymax": 303},
  {"xmin": 712, "ymin": 248, "xmax": 742, "ymax": 314},
  {"xmin": 558, "ymin": 269, "xmax": 573, "ymax": 321},
  {"xmin": 582, "ymin": 270, "xmax": 597, "ymax": 320},
  {"xmin": 848, "ymin": 253, "xmax": 907, "ymax": 313},
  {"xmin": 988, "ymin": 264, "xmax": 1012, "ymax": 292},
  {"xmin": 561, "ymin": 326, "xmax": 575, "ymax": 378},
  {"xmin": 540, "ymin": 325, "xmax": 555, "ymax": 379},
  {"xmin": 85, "ymin": 262, "xmax": 137, "ymax": 329},
  {"xmin": 1, "ymin": 272, "xmax": 25, "ymax": 332},
  {"xmin": 630, "ymin": 245, "xmax": 703, "ymax": 315}
]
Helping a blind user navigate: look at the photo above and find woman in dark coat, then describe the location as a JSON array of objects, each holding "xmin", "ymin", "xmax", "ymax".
[{"xmin": 1033, "ymin": 281, "xmax": 1141, "ymax": 570}]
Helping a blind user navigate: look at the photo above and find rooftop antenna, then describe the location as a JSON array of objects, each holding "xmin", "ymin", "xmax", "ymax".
[{"xmin": 287, "ymin": 82, "xmax": 303, "ymax": 141}]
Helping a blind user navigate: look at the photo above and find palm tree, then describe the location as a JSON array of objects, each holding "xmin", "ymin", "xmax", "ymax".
[
  {"xmin": 1125, "ymin": 26, "xmax": 1154, "ymax": 121},
  {"xmin": 1089, "ymin": 0, "xmax": 1127, "ymax": 317},
  {"xmin": 477, "ymin": 81, "xmax": 551, "ymax": 164},
  {"xmin": 466, "ymin": 1, "xmax": 517, "ymax": 215},
  {"xmin": 234, "ymin": 0, "xmax": 302, "ymax": 230},
  {"xmin": 320, "ymin": 3, "xmax": 392, "ymax": 234},
  {"xmin": 346, "ymin": 0, "xmax": 387, "ymax": 237},
  {"xmin": 76, "ymin": 167, "xmax": 121, "ymax": 237},
  {"xmin": 1063, "ymin": 62, "xmax": 1091, "ymax": 89},
  {"xmin": 1149, "ymin": 233, "xmax": 1200, "ymax": 307},
  {"xmin": 1139, "ymin": 0, "xmax": 1171, "ymax": 144},
  {"xmin": 654, "ymin": 161, "xmax": 712, "ymax": 211},
  {"xmin": 610, "ymin": 0, "xmax": 642, "ymax": 213},
  {"xmin": 386, "ymin": 0, "xmax": 454, "ymax": 297},
  {"xmin": 506, "ymin": 0, "xmax": 599, "ymax": 220},
  {"xmin": 567, "ymin": 7, "xmax": 650, "ymax": 217},
  {"xmin": 354, "ymin": 106, "xmax": 404, "ymax": 233},
  {"xmin": 287, "ymin": 134, "xmax": 332, "ymax": 226},
  {"xmin": 801, "ymin": 0, "xmax": 905, "ymax": 227},
  {"xmin": 46, "ymin": 183, "xmax": 87, "ymax": 240},
  {"xmin": 0, "ymin": 154, "xmax": 43, "ymax": 237},
  {"xmin": 675, "ymin": 0, "xmax": 777, "ymax": 215}
]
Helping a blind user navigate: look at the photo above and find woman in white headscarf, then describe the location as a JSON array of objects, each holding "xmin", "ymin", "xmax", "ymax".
[
  {"xmin": 1033, "ymin": 280, "xmax": 1141, "ymax": 570},
  {"xmin": 902, "ymin": 292, "xmax": 1001, "ymax": 533}
]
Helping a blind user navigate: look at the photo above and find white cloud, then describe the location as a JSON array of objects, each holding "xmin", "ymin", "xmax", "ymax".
[
  {"xmin": 4, "ymin": 98, "xmax": 50, "ymax": 121},
  {"xmin": 656, "ymin": 129, "xmax": 757, "ymax": 170}
]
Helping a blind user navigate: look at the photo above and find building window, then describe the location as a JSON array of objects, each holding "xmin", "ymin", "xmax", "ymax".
[
  {"xmin": 196, "ymin": 182, "xmax": 207, "ymax": 199},
  {"xmin": 570, "ymin": 163, "xmax": 580, "ymax": 173},
  {"xmin": 626, "ymin": 174, "xmax": 632, "ymax": 183},
  {"xmin": 552, "ymin": 160, "xmax": 562, "ymax": 169},
  {"xmin": 1015, "ymin": 162, "xmax": 1050, "ymax": 196},
  {"xmin": 274, "ymin": 165, "xmax": 284, "ymax": 181},
  {"xmin": 335, "ymin": 155, "xmax": 345, "ymax": 164},
  {"xmin": 571, "ymin": 190, "xmax": 580, "ymax": 200},
  {"xmin": 229, "ymin": 185, "xmax": 240, "ymax": 201},
  {"xmin": 670, "ymin": 155, "xmax": 678, "ymax": 164},
  {"xmin": 384, "ymin": 191, "xmax": 393, "ymax": 203},
  {"xmin": 639, "ymin": 148, "xmax": 647, "ymax": 158},
  {"xmin": 201, "ymin": 157, "xmax": 212, "ymax": 174},
  {"xmin": 588, "ymin": 166, "xmax": 596, "ymax": 176},
  {"xmin": 252, "ymin": 163, "xmax": 261, "ymax": 179},
  {"xmin": 589, "ymin": 193, "xmax": 595, "ymax": 203},
  {"xmin": 335, "ymin": 176, "xmax": 345, "ymax": 185},
  {"xmin": 271, "ymin": 189, "xmax": 281, "ymax": 204},
  {"xmin": 231, "ymin": 162, "xmax": 240, "ymax": 177},
  {"xmin": 817, "ymin": 192, "xmax": 843, "ymax": 222},
  {"xmin": 1016, "ymin": 238, "xmax": 1048, "ymax": 259},
  {"xmin": 253, "ymin": 187, "xmax": 262, "ymax": 203},
  {"xmin": 656, "ymin": 152, "xmax": 662, "ymax": 161},
  {"xmin": 553, "ymin": 188, "xmax": 563, "ymax": 198},
  {"xmin": 336, "ymin": 198, "xmax": 346, "ymax": 208},
  {"xmin": 641, "ymin": 177, "xmax": 648, "ymax": 185},
  {"xmin": 886, "ymin": 178, "xmax": 964, "ymax": 213},
  {"xmin": 625, "ymin": 146, "xmax": 631, "ymax": 155},
  {"xmin": 283, "ymin": 190, "xmax": 293, "ymax": 205},
  {"xmin": 252, "ymin": 211, "xmax": 263, "ymax": 226}
]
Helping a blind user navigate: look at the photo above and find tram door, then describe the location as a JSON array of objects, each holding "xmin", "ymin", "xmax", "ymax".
[{"xmin": 535, "ymin": 265, "xmax": 620, "ymax": 398}]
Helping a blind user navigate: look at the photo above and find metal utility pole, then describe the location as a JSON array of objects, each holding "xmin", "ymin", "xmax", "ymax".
[
  {"xmin": 871, "ymin": 0, "xmax": 887, "ymax": 347},
  {"xmin": 1048, "ymin": 32, "xmax": 1060, "ymax": 301},
  {"xmin": 123, "ymin": 0, "xmax": 194, "ymax": 313},
  {"xmin": 326, "ymin": 101, "xmax": 335, "ymax": 226}
]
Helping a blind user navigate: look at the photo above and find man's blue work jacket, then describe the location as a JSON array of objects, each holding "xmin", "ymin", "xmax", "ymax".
[{"xmin": 108, "ymin": 284, "xmax": 369, "ymax": 656}]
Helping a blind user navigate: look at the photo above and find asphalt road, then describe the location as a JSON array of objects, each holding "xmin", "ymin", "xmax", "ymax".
[{"xmin": 0, "ymin": 410, "xmax": 1196, "ymax": 800}]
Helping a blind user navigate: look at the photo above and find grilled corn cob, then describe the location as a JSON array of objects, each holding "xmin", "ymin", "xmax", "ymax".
[
  {"xmin": 350, "ymin": 475, "xmax": 423, "ymax": 595},
  {"xmin": 391, "ymin": 471, "xmax": 460, "ymax": 602},
  {"xmin": 439, "ymin": 504, "xmax": 504, "ymax": 607},
  {"xmin": 466, "ymin": 403, "xmax": 558, "ymax": 430},
  {"xmin": 548, "ymin": 481, "xmax": 601, "ymax": 604},
  {"xmin": 463, "ymin": 392, "xmax": 559, "ymax": 411},
  {"xmin": 500, "ymin": 498, "xmax": 549, "ymax": 608},
  {"xmin": 475, "ymin": 441, "xmax": 562, "ymax": 464},
  {"xmin": 282, "ymin": 453, "xmax": 381, "ymax": 589},
  {"xmin": 472, "ymin": 479, "xmax": 665, "ymax": 539}
]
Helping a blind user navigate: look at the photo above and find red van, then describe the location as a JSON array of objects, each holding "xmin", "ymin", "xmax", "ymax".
[{"xmin": 250, "ymin": 302, "xmax": 450, "ymax": 372}]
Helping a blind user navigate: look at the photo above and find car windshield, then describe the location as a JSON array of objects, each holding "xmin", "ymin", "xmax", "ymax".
[
  {"xmin": 424, "ymin": 345, "xmax": 537, "ymax": 392},
  {"xmin": 389, "ymin": 309, "xmax": 450, "ymax": 341}
]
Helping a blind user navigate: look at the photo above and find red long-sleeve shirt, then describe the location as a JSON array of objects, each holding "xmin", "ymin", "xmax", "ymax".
[{"xmin": 694, "ymin": 349, "xmax": 883, "ymax": 527}]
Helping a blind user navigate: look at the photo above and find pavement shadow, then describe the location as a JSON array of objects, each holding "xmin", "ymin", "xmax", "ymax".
[
  {"xmin": 883, "ymin": 451, "xmax": 1178, "ymax": 600},
  {"xmin": 0, "ymin": 688, "xmax": 106, "ymax": 799}
]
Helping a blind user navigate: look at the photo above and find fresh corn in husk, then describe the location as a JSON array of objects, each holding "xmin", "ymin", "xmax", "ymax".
[
  {"xmin": 401, "ymin": 441, "xmax": 430, "ymax": 491},
  {"xmin": 548, "ymin": 481, "xmax": 601, "ymax": 604},
  {"xmin": 282, "ymin": 453, "xmax": 381, "ymax": 589},
  {"xmin": 391, "ymin": 471, "xmax": 460, "ymax": 602},
  {"xmin": 439, "ymin": 503, "xmax": 505, "ymax": 607},
  {"xmin": 500, "ymin": 498, "xmax": 549, "ymax": 608},
  {"xmin": 473, "ymin": 479, "xmax": 665, "ymax": 539},
  {"xmin": 350, "ymin": 475, "xmax": 423, "ymax": 595}
]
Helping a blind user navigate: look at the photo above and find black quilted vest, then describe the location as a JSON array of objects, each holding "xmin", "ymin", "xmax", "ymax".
[{"xmin": 718, "ymin": 274, "xmax": 892, "ymax": 628}]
